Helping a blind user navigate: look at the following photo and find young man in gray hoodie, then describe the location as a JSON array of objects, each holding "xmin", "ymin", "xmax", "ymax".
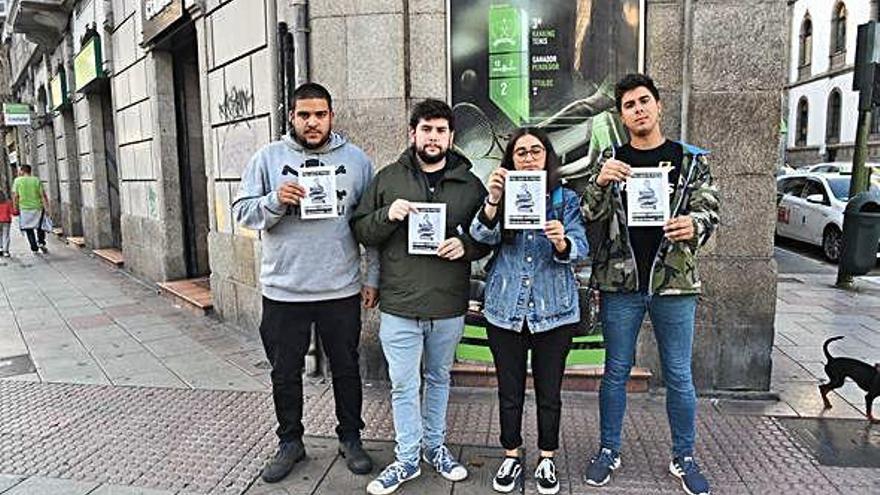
[{"xmin": 233, "ymin": 83, "xmax": 379, "ymax": 483}]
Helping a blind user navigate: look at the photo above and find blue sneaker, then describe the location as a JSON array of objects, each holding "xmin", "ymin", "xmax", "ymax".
[
  {"xmin": 584, "ymin": 447, "xmax": 621, "ymax": 486},
  {"xmin": 366, "ymin": 461, "xmax": 420, "ymax": 495},
  {"xmin": 669, "ymin": 456, "xmax": 711, "ymax": 495},
  {"xmin": 423, "ymin": 444, "xmax": 468, "ymax": 481}
]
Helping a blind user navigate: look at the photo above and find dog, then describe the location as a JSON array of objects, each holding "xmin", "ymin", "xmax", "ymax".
[{"xmin": 818, "ymin": 336, "xmax": 880, "ymax": 423}]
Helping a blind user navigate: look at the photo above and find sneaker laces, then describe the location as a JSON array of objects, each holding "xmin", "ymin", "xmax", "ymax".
[
  {"xmin": 431, "ymin": 445, "xmax": 457, "ymax": 472},
  {"xmin": 378, "ymin": 462, "xmax": 410, "ymax": 484},
  {"xmin": 496, "ymin": 457, "xmax": 519, "ymax": 478},
  {"xmin": 593, "ymin": 448, "xmax": 617, "ymax": 468},
  {"xmin": 676, "ymin": 456, "xmax": 701, "ymax": 476},
  {"xmin": 535, "ymin": 457, "xmax": 557, "ymax": 483}
]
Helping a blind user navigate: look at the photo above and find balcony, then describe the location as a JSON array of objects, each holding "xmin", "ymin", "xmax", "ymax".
[{"xmin": 7, "ymin": 0, "xmax": 74, "ymax": 50}]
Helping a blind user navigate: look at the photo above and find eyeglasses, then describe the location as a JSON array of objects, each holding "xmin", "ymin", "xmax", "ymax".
[{"xmin": 513, "ymin": 146, "xmax": 545, "ymax": 160}]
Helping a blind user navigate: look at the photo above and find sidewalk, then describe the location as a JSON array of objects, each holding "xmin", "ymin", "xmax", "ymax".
[{"xmin": 0, "ymin": 236, "xmax": 878, "ymax": 494}]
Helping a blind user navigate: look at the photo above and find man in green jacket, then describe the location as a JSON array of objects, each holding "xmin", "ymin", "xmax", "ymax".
[
  {"xmin": 353, "ymin": 99, "xmax": 489, "ymax": 495},
  {"xmin": 580, "ymin": 74, "xmax": 719, "ymax": 495}
]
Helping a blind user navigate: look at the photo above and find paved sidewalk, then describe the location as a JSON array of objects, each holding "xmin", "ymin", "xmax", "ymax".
[{"xmin": 0, "ymin": 237, "xmax": 878, "ymax": 494}]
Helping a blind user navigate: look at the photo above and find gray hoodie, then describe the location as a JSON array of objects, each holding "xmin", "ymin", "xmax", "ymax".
[{"xmin": 232, "ymin": 132, "xmax": 379, "ymax": 302}]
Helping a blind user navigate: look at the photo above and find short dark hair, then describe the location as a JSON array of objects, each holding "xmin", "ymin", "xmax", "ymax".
[
  {"xmin": 614, "ymin": 73, "xmax": 660, "ymax": 112},
  {"xmin": 291, "ymin": 82, "xmax": 332, "ymax": 111},
  {"xmin": 409, "ymin": 99, "xmax": 454, "ymax": 131},
  {"xmin": 19, "ymin": 164, "xmax": 32, "ymax": 174}
]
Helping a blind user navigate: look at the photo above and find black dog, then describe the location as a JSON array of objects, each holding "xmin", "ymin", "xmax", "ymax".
[{"xmin": 819, "ymin": 336, "xmax": 880, "ymax": 423}]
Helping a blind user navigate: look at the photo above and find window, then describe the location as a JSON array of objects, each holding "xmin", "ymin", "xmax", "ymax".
[
  {"xmin": 826, "ymin": 90, "xmax": 842, "ymax": 143},
  {"xmin": 802, "ymin": 179, "xmax": 829, "ymax": 204},
  {"xmin": 832, "ymin": 3, "xmax": 847, "ymax": 55},
  {"xmin": 796, "ymin": 97, "xmax": 809, "ymax": 146},
  {"xmin": 779, "ymin": 177, "xmax": 807, "ymax": 197},
  {"xmin": 799, "ymin": 15, "xmax": 813, "ymax": 68}
]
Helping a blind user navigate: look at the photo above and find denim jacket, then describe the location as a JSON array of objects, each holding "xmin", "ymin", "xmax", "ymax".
[{"xmin": 470, "ymin": 186, "xmax": 589, "ymax": 333}]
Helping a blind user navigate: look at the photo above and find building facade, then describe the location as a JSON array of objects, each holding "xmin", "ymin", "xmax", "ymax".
[
  {"xmin": 2, "ymin": 0, "xmax": 784, "ymax": 393},
  {"xmin": 786, "ymin": 0, "xmax": 877, "ymax": 166}
]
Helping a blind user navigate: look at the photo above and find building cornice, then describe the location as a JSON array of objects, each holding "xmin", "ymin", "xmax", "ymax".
[{"xmin": 786, "ymin": 65, "xmax": 853, "ymax": 90}]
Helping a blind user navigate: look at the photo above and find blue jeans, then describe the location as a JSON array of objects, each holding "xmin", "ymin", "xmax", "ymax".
[
  {"xmin": 599, "ymin": 292, "xmax": 698, "ymax": 458},
  {"xmin": 379, "ymin": 312, "xmax": 464, "ymax": 465}
]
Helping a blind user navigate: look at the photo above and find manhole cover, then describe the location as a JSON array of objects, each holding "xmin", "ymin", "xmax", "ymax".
[
  {"xmin": 0, "ymin": 354, "xmax": 35, "ymax": 378},
  {"xmin": 779, "ymin": 418, "xmax": 880, "ymax": 468}
]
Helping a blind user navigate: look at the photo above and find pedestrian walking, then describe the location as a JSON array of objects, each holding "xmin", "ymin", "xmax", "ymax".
[
  {"xmin": 580, "ymin": 73, "xmax": 719, "ymax": 495},
  {"xmin": 352, "ymin": 99, "xmax": 491, "ymax": 495},
  {"xmin": 232, "ymin": 82, "xmax": 379, "ymax": 483},
  {"xmin": 0, "ymin": 189, "xmax": 12, "ymax": 257},
  {"xmin": 11, "ymin": 165, "xmax": 50, "ymax": 254},
  {"xmin": 470, "ymin": 127, "xmax": 588, "ymax": 495}
]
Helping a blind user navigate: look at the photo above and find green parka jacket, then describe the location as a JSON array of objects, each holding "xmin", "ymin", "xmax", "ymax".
[{"xmin": 352, "ymin": 149, "xmax": 490, "ymax": 318}]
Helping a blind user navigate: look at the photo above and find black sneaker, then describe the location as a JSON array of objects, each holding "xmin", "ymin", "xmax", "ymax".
[
  {"xmin": 261, "ymin": 439, "xmax": 306, "ymax": 483},
  {"xmin": 669, "ymin": 456, "xmax": 711, "ymax": 495},
  {"xmin": 338, "ymin": 439, "xmax": 373, "ymax": 474},
  {"xmin": 534, "ymin": 456, "xmax": 559, "ymax": 495},
  {"xmin": 584, "ymin": 447, "xmax": 620, "ymax": 486},
  {"xmin": 492, "ymin": 456, "xmax": 523, "ymax": 493}
]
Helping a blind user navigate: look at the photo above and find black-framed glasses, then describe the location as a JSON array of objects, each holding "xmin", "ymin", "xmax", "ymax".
[{"xmin": 513, "ymin": 146, "xmax": 545, "ymax": 160}]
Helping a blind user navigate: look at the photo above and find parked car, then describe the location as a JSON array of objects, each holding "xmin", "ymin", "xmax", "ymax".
[{"xmin": 776, "ymin": 172, "xmax": 880, "ymax": 262}]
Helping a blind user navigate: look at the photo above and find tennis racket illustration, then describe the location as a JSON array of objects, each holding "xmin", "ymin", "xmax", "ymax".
[{"xmin": 452, "ymin": 102, "xmax": 510, "ymax": 161}]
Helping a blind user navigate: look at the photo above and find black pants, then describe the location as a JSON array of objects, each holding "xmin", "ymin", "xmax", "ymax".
[
  {"xmin": 487, "ymin": 322, "xmax": 574, "ymax": 452},
  {"xmin": 23, "ymin": 228, "xmax": 46, "ymax": 252},
  {"xmin": 260, "ymin": 295, "xmax": 365, "ymax": 444}
]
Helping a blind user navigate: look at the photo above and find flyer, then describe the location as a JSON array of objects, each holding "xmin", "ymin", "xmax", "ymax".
[
  {"xmin": 299, "ymin": 166, "xmax": 338, "ymax": 219},
  {"xmin": 408, "ymin": 202, "xmax": 447, "ymax": 255},
  {"xmin": 504, "ymin": 170, "xmax": 546, "ymax": 229},
  {"xmin": 626, "ymin": 167, "xmax": 670, "ymax": 227}
]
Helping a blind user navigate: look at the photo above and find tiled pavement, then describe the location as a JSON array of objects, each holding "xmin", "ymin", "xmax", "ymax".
[{"xmin": 0, "ymin": 236, "xmax": 879, "ymax": 494}]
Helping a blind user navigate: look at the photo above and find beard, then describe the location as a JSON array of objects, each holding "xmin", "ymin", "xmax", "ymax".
[
  {"xmin": 415, "ymin": 144, "xmax": 446, "ymax": 165},
  {"xmin": 293, "ymin": 129, "xmax": 330, "ymax": 150}
]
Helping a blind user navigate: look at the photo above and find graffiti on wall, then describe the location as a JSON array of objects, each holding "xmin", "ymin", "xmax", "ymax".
[{"xmin": 217, "ymin": 86, "xmax": 254, "ymax": 125}]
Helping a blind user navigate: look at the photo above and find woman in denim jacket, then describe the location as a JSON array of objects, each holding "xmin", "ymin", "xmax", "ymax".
[{"xmin": 470, "ymin": 127, "xmax": 589, "ymax": 494}]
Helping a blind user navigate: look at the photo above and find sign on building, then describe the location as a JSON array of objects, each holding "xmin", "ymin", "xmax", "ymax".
[
  {"xmin": 50, "ymin": 70, "xmax": 69, "ymax": 110},
  {"xmin": 3, "ymin": 103, "xmax": 31, "ymax": 127},
  {"xmin": 449, "ymin": 0, "xmax": 644, "ymax": 179},
  {"xmin": 142, "ymin": 0, "xmax": 185, "ymax": 44},
  {"xmin": 74, "ymin": 35, "xmax": 105, "ymax": 93}
]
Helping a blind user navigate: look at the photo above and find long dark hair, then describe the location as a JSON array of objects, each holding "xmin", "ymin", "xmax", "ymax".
[
  {"xmin": 500, "ymin": 127, "xmax": 561, "ymax": 194},
  {"xmin": 497, "ymin": 127, "xmax": 563, "ymax": 243}
]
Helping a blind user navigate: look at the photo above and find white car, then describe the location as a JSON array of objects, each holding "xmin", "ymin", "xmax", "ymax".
[{"xmin": 776, "ymin": 173, "xmax": 880, "ymax": 262}]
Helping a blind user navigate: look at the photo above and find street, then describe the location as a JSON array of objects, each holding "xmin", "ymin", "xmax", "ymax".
[{"xmin": 0, "ymin": 232, "xmax": 878, "ymax": 494}]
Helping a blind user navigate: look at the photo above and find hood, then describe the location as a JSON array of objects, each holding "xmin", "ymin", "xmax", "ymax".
[{"xmin": 282, "ymin": 131, "xmax": 348, "ymax": 154}]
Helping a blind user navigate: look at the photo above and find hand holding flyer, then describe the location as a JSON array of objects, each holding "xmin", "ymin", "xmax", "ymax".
[
  {"xmin": 299, "ymin": 166, "xmax": 339, "ymax": 219},
  {"xmin": 504, "ymin": 170, "xmax": 546, "ymax": 230},
  {"xmin": 408, "ymin": 202, "xmax": 447, "ymax": 255},
  {"xmin": 625, "ymin": 167, "xmax": 670, "ymax": 227}
]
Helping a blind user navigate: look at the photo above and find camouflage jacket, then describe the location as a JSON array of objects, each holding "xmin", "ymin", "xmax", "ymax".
[{"xmin": 580, "ymin": 142, "xmax": 720, "ymax": 295}]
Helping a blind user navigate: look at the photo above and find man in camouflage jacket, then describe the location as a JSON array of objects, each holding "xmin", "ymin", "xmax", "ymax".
[{"xmin": 580, "ymin": 74, "xmax": 719, "ymax": 495}]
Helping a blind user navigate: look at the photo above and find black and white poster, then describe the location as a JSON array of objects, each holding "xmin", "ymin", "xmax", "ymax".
[
  {"xmin": 626, "ymin": 167, "xmax": 670, "ymax": 227},
  {"xmin": 299, "ymin": 166, "xmax": 338, "ymax": 219},
  {"xmin": 504, "ymin": 170, "xmax": 546, "ymax": 229},
  {"xmin": 408, "ymin": 203, "xmax": 447, "ymax": 255}
]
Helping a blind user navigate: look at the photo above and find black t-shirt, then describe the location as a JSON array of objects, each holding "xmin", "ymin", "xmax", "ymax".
[
  {"xmin": 617, "ymin": 140, "xmax": 683, "ymax": 292},
  {"xmin": 425, "ymin": 167, "xmax": 446, "ymax": 191}
]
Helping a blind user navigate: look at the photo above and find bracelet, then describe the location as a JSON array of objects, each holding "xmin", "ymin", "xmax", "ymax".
[{"xmin": 485, "ymin": 197, "xmax": 500, "ymax": 207}]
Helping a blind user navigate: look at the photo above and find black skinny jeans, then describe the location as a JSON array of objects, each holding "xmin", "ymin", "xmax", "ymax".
[
  {"xmin": 487, "ymin": 322, "xmax": 575, "ymax": 452},
  {"xmin": 22, "ymin": 228, "xmax": 46, "ymax": 252},
  {"xmin": 260, "ymin": 295, "xmax": 365, "ymax": 444}
]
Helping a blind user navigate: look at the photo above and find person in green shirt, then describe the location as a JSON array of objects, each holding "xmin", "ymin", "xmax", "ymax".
[{"xmin": 12, "ymin": 164, "xmax": 50, "ymax": 254}]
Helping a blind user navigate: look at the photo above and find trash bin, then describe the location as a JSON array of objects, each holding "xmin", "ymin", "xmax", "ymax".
[{"xmin": 840, "ymin": 191, "xmax": 880, "ymax": 276}]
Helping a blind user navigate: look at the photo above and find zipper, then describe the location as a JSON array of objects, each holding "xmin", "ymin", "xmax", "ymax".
[
  {"xmin": 646, "ymin": 153, "xmax": 698, "ymax": 295},
  {"xmin": 614, "ymin": 183, "xmax": 640, "ymax": 291}
]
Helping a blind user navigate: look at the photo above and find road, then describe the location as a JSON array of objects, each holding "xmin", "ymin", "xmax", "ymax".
[{"xmin": 774, "ymin": 237, "xmax": 880, "ymax": 277}]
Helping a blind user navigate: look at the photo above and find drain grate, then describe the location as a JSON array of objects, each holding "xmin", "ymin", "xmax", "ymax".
[
  {"xmin": 777, "ymin": 276, "xmax": 805, "ymax": 284},
  {"xmin": 778, "ymin": 417, "xmax": 880, "ymax": 468},
  {"xmin": 0, "ymin": 354, "xmax": 35, "ymax": 378}
]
